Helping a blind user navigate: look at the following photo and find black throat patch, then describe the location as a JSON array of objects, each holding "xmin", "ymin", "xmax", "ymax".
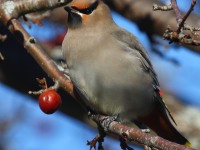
[{"xmin": 65, "ymin": 8, "xmax": 82, "ymax": 29}]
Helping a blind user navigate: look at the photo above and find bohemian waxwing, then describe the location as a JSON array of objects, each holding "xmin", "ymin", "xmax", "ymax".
[{"xmin": 62, "ymin": 0, "xmax": 191, "ymax": 146}]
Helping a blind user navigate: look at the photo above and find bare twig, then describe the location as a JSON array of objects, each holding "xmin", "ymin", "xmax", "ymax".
[
  {"xmin": 36, "ymin": 77, "xmax": 48, "ymax": 89},
  {"xmin": 184, "ymin": 24, "xmax": 200, "ymax": 34},
  {"xmin": 171, "ymin": 0, "xmax": 182, "ymax": 22},
  {"xmin": 168, "ymin": 0, "xmax": 199, "ymax": 44},
  {"xmin": 29, "ymin": 78, "xmax": 60, "ymax": 95},
  {"xmin": 176, "ymin": 0, "xmax": 196, "ymax": 34},
  {"xmin": 153, "ymin": 3, "xmax": 172, "ymax": 11},
  {"xmin": 152, "ymin": 0, "xmax": 200, "ymax": 46}
]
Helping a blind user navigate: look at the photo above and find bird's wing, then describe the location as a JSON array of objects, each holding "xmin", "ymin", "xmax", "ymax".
[
  {"xmin": 111, "ymin": 29, "xmax": 159, "ymax": 86},
  {"xmin": 111, "ymin": 29, "xmax": 177, "ymax": 125}
]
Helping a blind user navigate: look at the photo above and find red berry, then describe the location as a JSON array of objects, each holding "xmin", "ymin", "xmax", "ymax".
[{"xmin": 38, "ymin": 90, "xmax": 61, "ymax": 114}]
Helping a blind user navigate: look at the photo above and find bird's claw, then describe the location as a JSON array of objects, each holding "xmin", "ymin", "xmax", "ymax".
[
  {"xmin": 87, "ymin": 138, "xmax": 97, "ymax": 150},
  {"xmin": 87, "ymin": 133, "xmax": 105, "ymax": 150}
]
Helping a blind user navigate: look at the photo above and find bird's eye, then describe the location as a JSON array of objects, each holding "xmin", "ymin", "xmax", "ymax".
[
  {"xmin": 80, "ymin": 8, "xmax": 93, "ymax": 15},
  {"xmin": 71, "ymin": 1, "xmax": 98, "ymax": 15},
  {"xmin": 71, "ymin": 6, "xmax": 79, "ymax": 11}
]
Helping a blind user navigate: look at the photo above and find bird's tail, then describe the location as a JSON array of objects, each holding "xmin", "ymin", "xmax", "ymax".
[{"xmin": 138, "ymin": 94, "xmax": 191, "ymax": 146}]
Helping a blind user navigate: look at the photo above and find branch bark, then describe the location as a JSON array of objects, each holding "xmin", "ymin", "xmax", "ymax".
[
  {"xmin": 0, "ymin": 0, "xmax": 72, "ymax": 24},
  {"xmin": 91, "ymin": 114, "xmax": 195, "ymax": 150}
]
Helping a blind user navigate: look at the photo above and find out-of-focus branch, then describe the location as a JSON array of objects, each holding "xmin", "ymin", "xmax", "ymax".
[
  {"xmin": 152, "ymin": 3, "xmax": 172, "ymax": 11},
  {"xmin": 171, "ymin": 0, "xmax": 182, "ymax": 22},
  {"xmin": 104, "ymin": 0, "xmax": 200, "ymax": 53},
  {"xmin": 0, "ymin": 0, "xmax": 72, "ymax": 24}
]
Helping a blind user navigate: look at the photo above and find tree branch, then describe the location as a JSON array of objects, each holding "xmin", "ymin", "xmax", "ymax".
[
  {"xmin": 10, "ymin": 18, "xmax": 74, "ymax": 96},
  {"xmin": 164, "ymin": 0, "xmax": 199, "ymax": 45},
  {"xmin": 0, "ymin": 0, "xmax": 72, "ymax": 24},
  {"xmin": 176, "ymin": 0, "xmax": 196, "ymax": 34},
  {"xmin": 171, "ymin": 0, "xmax": 182, "ymax": 22},
  {"xmin": 91, "ymin": 114, "xmax": 195, "ymax": 150}
]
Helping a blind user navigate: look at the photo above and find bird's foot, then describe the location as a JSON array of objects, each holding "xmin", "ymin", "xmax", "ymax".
[
  {"xmin": 87, "ymin": 134, "xmax": 100, "ymax": 150},
  {"xmin": 87, "ymin": 113, "xmax": 118, "ymax": 149},
  {"xmin": 120, "ymin": 133, "xmax": 134, "ymax": 150},
  {"xmin": 87, "ymin": 110, "xmax": 118, "ymax": 131},
  {"xmin": 87, "ymin": 127, "xmax": 106, "ymax": 150}
]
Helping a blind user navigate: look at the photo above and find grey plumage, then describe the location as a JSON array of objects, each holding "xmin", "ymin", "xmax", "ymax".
[{"xmin": 62, "ymin": 0, "xmax": 190, "ymax": 146}]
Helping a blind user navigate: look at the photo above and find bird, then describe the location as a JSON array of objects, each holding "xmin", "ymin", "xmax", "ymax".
[{"xmin": 62, "ymin": 0, "xmax": 191, "ymax": 147}]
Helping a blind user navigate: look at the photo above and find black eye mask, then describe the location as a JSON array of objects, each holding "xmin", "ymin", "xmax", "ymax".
[{"xmin": 71, "ymin": 1, "xmax": 99, "ymax": 15}]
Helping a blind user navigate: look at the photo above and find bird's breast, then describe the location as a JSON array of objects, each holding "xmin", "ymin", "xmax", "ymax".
[{"xmin": 62, "ymin": 32, "xmax": 155, "ymax": 119}]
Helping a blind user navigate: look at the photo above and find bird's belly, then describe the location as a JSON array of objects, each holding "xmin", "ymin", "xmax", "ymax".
[{"xmin": 69, "ymin": 60, "xmax": 155, "ymax": 121}]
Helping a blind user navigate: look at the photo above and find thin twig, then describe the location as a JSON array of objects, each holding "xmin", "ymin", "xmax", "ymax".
[
  {"xmin": 153, "ymin": 3, "xmax": 172, "ymax": 11},
  {"xmin": 171, "ymin": 0, "xmax": 182, "ymax": 22},
  {"xmin": 177, "ymin": 0, "xmax": 196, "ymax": 34},
  {"xmin": 184, "ymin": 24, "xmax": 200, "ymax": 32},
  {"xmin": 153, "ymin": 0, "xmax": 200, "ymax": 46},
  {"xmin": 29, "ymin": 78, "xmax": 60, "ymax": 95}
]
